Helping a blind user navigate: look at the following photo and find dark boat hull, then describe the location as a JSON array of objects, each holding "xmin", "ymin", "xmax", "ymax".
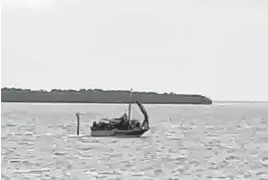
[{"xmin": 90, "ymin": 128, "xmax": 149, "ymax": 137}]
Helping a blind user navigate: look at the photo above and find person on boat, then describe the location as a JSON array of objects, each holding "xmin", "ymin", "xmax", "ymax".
[
  {"xmin": 134, "ymin": 121, "xmax": 141, "ymax": 128},
  {"xmin": 93, "ymin": 121, "xmax": 97, "ymax": 129},
  {"xmin": 116, "ymin": 113, "xmax": 132, "ymax": 130},
  {"xmin": 119, "ymin": 113, "xmax": 128, "ymax": 122},
  {"xmin": 129, "ymin": 119, "xmax": 141, "ymax": 129}
]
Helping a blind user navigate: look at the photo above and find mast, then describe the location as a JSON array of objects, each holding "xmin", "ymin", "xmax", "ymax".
[{"xmin": 128, "ymin": 88, "xmax": 133, "ymax": 121}]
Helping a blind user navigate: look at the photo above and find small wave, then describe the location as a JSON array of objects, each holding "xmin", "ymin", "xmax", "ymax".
[
  {"xmin": 5, "ymin": 123, "xmax": 17, "ymax": 127},
  {"xmin": 9, "ymin": 160, "xmax": 21, "ymax": 164},
  {"xmin": 79, "ymin": 146, "xmax": 94, "ymax": 151},
  {"xmin": 225, "ymin": 155, "xmax": 241, "ymax": 162},
  {"xmin": 53, "ymin": 151, "xmax": 68, "ymax": 156},
  {"xmin": 14, "ymin": 168, "xmax": 50, "ymax": 174},
  {"xmin": 261, "ymin": 157, "xmax": 268, "ymax": 167},
  {"xmin": 25, "ymin": 131, "xmax": 35, "ymax": 136}
]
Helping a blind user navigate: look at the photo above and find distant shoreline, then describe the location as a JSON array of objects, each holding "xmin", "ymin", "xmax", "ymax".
[
  {"xmin": 1, "ymin": 87, "xmax": 213, "ymax": 105},
  {"xmin": 1, "ymin": 101, "xmax": 210, "ymax": 105}
]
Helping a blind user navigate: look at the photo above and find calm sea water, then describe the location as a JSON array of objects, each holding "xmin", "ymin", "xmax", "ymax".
[{"xmin": 1, "ymin": 102, "xmax": 268, "ymax": 180}]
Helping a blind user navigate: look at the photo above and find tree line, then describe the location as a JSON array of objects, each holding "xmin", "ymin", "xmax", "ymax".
[{"xmin": 1, "ymin": 87, "xmax": 212, "ymax": 104}]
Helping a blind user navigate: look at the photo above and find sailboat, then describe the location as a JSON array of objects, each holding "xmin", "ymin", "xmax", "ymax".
[{"xmin": 89, "ymin": 89, "xmax": 150, "ymax": 137}]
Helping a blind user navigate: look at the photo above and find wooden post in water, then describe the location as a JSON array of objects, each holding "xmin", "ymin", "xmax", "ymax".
[{"xmin": 75, "ymin": 113, "xmax": 80, "ymax": 136}]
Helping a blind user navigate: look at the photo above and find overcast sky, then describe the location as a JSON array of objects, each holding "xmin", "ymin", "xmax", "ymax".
[{"xmin": 1, "ymin": 0, "xmax": 268, "ymax": 101}]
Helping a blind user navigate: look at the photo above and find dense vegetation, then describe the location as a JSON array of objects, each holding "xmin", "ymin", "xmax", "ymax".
[{"xmin": 1, "ymin": 87, "xmax": 212, "ymax": 104}]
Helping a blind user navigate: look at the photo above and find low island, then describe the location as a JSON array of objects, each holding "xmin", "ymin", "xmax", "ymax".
[{"xmin": 1, "ymin": 87, "xmax": 212, "ymax": 104}]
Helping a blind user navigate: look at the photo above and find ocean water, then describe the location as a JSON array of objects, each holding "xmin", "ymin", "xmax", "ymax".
[{"xmin": 1, "ymin": 102, "xmax": 268, "ymax": 180}]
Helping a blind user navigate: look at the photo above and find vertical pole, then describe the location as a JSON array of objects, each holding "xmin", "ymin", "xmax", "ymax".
[
  {"xmin": 75, "ymin": 113, "xmax": 80, "ymax": 136},
  {"xmin": 128, "ymin": 89, "xmax": 133, "ymax": 121}
]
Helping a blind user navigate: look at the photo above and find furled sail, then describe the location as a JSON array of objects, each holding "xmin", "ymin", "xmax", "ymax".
[{"xmin": 135, "ymin": 101, "xmax": 149, "ymax": 129}]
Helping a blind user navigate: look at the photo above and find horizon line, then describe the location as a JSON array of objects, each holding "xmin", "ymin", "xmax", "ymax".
[{"xmin": 213, "ymin": 100, "xmax": 268, "ymax": 103}]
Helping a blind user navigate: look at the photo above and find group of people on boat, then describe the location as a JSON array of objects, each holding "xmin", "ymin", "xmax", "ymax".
[{"xmin": 91, "ymin": 112, "xmax": 142, "ymax": 130}]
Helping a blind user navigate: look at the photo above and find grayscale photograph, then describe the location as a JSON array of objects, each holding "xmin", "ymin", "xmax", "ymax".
[{"xmin": 1, "ymin": 0, "xmax": 268, "ymax": 179}]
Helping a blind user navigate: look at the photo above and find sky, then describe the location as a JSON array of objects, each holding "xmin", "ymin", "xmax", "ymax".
[{"xmin": 1, "ymin": 0, "xmax": 268, "ymax": 101}]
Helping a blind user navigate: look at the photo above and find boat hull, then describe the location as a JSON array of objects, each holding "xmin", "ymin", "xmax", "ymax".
[{"xmin": 90, "ymin": 128, "xmax": 149, "ymax": 137}]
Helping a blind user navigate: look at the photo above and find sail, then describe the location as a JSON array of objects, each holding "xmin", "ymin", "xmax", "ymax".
[{"xmin": 135, "ymin": 101, "xmax": 149, "ymax": 129}]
